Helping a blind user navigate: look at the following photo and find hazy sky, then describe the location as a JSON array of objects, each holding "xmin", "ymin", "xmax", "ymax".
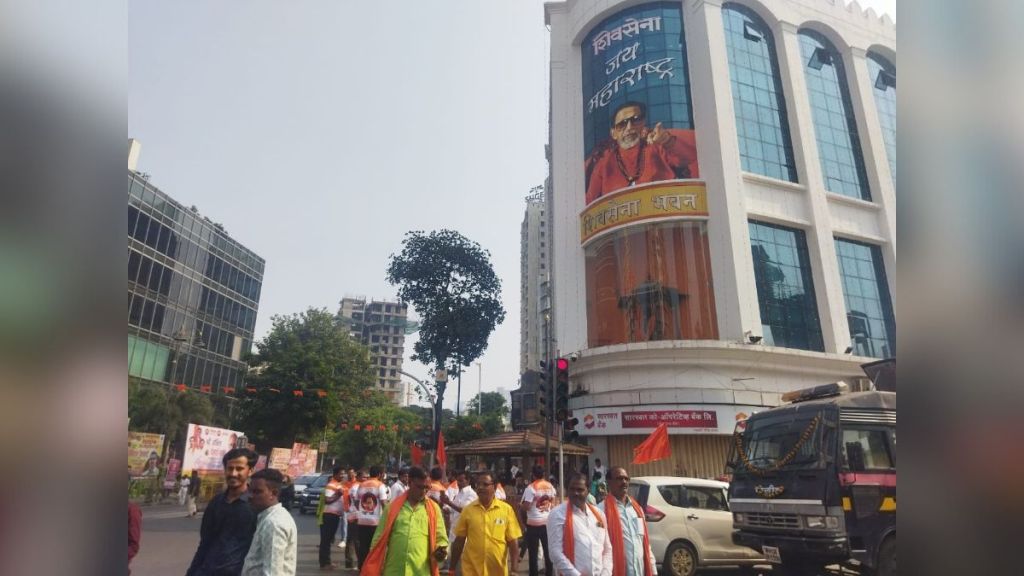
[{"xmin": 128, "ymin": 0, "xmax": 895, "ymax": 412}]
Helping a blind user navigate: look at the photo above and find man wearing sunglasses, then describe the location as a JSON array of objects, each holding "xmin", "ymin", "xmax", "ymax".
[{"xmin": 585, "ymin": 101, "xmax": 699, "ymax": 205}]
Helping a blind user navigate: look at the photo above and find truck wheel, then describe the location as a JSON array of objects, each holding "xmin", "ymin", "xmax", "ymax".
[
  {"xmin": 876, "ymin": 536, "xmax": 895, "ymax": 576},
  {"xmin": 665, "ymin": 542, "xmax": 697, "ymax": 576}
]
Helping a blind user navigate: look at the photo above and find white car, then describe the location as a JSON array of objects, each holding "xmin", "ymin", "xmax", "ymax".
[{"xmin": 629, "ymin": 476, "xmax": 764, "ymax": 576}]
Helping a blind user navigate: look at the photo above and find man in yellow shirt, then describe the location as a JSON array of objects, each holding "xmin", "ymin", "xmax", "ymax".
[{"xmin": 450, "ymin": 471, "xmax": 522, "ymax": 576}]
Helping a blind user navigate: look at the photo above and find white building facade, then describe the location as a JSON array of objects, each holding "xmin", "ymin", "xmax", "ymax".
[{"xmin": 546, "ymin": 0, "xmax": 895, "ymax": 477}]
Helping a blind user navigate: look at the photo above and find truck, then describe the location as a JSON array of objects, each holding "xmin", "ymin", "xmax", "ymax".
[{"xmin": 727, "ymin": 359, "xmax": 895, "ymax": 576}]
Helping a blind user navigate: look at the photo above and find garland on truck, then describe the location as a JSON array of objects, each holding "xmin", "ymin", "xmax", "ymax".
[{"xmin": 733, "ymin": 415, "xmax": 821, "ymax": 476}]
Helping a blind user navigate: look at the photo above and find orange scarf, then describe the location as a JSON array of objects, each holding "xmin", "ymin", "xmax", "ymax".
[
  {"xmin": 360, "ymin": 493, "xmax": 440, "ymax": 576},
  {"xmin": 604, "ymin": 496, "xmax": 653, "ymax": 576},
  {"xmin": 563, "ymin": 501, "xmax": 605, "ymax": 564}
]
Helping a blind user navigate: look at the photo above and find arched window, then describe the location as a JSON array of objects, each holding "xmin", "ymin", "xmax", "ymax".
[
  {"xmin": 867, "ymin": 51, "xmax": 896, "ymax": 186},
  {"xmin": 799, "ymin": 30, "xmax": 870, "ymax": 200},
  {"xmin": 723, "ymin": 4, "xmax": 797, "ymax": 182}
]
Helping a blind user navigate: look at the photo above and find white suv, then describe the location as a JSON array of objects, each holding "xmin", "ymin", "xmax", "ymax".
[{"xmin": 629, "ymin": 476, "xmax": 764, "ymax": 576}]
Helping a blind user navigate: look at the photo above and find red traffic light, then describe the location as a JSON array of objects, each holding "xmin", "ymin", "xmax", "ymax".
[{"xmin": 556, "ymin": 358, "xmax": 569, "ymax": 370}]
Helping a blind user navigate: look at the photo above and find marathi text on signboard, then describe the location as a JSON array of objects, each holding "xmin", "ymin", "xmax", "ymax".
[
  {"xmin": 182, "ymin": 423, "xmax": 243, "ymax": 473},
  {"xmin": 622, "ymin": 410, "xmax": 719, "ymax": 429},
  {"xmin": 128, "ymin": 431, "xmax": 164, "ymax": 477}
]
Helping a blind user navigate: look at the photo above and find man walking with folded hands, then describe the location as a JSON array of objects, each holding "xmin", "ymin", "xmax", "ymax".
[
  {"xmin": 547, "ymin": 473, "xmax": 612, "ymax": 576},
  {"xmin": 598, "ymin": 467, "xmax": 656, "ymax": 576}
]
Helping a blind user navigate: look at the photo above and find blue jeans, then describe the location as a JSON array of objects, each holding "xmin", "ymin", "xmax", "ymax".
[{"xmin": 335, "ymin": 515, "xmax": 347, "ymax": 540}]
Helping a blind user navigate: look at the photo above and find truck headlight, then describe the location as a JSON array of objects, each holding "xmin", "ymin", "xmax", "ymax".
[
  {"xmin": 804, "ymin": 515, "xmax": 840, "ymax": 529},
  {"xmin": 734, "ymin": 512, "xmax": 746, "ymax": 524}
]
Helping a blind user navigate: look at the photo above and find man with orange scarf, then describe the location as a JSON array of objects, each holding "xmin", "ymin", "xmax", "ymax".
[
  {"xmin": 361, "ymin": 467, "xmax": 448, "ymax": 576},
  {"xmin": 598, "ymin": 467, "xmax": 656, "ymax": 576},
  {"xmin": 547, "ymin": 473, "xmax": 613, "ymax": 576}
]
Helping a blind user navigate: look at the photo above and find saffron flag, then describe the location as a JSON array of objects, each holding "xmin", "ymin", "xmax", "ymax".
[
  {"xmin": 437, "ymin": 430, "xmax": 447, "ymax": 470},
  {"xmin": 632, "ymin": 422, "xmax": 671, "ymax": 465},
  {"xmin": 410, "ymin": 443, "xmax": 424, "ymax": 466}
]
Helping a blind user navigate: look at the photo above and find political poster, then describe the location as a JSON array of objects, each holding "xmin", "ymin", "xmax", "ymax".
[
  {"xmin": 182, "ymin": 423, "xmax": 243, "ymax": 473},
  {"xmin": 128, "ymin": 431, "xmax": 164, "ymax": 477}
]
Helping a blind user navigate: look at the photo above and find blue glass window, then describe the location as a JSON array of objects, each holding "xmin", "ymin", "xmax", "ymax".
[
  {"xmin": 834, "ymin": 238, "xmax": 895, "ymax": 358},
  {"xmin": 723, "ymin": 4, "xmax": 797, "ymax": 182},
  {"xmin": 867, "ymin": 52, "xmax": 896, "ymax": 186},
  {"xmin": 749, "ymin": 221, "xmax": 823, "ymax": 351},
  {"xmin": 799, "ymin": 30, "xmax": 870, "ymax": 200}
]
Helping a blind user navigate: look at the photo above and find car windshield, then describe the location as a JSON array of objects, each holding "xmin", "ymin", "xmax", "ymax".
[
  {"xmin": 296, "ymin": 475, "xmax": 319, "ymax": 486},
  {"xmin": 732, "ymin": 411, "xmax": 828, "ymax": 472},
  {"xmin": 310, "ymin": 475, "xmax": 330, "ymax": 488}
]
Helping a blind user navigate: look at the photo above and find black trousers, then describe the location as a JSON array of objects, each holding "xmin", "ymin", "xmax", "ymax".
[
  {"xmin": 526, "ymin": 524, "xmax": 552, "ymax": 576},
  {"xmin": 356, "ymin": 524, "xmax": 377, "ymax": 569},
  {"xmin": 345, "ymin": 520, "xmax": 359, "ymax": 567},
  {"xmin": 319, "ymin": 513, "xmax": 341, "ymax": 568}
]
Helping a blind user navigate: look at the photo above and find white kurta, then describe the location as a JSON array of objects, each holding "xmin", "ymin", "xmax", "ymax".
[
  {"xmin": 546, "ymin": 502, "xmax": 613, "ymax": 576},
  {"xmin": 242, "ymin": 503, "xmax": 297, "ymax": 576}
]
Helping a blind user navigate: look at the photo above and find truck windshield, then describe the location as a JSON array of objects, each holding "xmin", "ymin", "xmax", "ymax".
[{"xmin": 733, "ymin": 411, "xmax": 827, "ymax": 473}]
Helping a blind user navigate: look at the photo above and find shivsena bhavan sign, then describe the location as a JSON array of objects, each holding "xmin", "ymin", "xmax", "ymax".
[{"xmin": 580, "ymin": 181, "xmax": 707, "ymax": 244}]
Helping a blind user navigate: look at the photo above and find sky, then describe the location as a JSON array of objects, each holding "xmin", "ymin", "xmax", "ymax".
[{"xmin": 128, "ymin": 0, "xmax": 895, "ymax": 412}]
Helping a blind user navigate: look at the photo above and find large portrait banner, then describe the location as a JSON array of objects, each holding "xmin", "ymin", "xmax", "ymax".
[{"xmin": 582, "ymin": 2, "xmax": 699, "ymax": 208}]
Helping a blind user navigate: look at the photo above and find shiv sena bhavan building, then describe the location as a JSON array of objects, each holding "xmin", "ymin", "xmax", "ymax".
[{"xmin": 545, "ymin": 0, "xmax": 895, "ymax": 477}]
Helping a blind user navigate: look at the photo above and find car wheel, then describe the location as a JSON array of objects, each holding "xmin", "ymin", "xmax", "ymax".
[
  {"xmin": 664, "ymin": 541, "xmax": 698, "ymax": 576},
  {"xmin": 876, "ymin": 535, "xmax": 895, "ymax": 576}
]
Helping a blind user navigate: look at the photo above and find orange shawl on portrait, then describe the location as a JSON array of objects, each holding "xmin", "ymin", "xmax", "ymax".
[
  {"xmin": 360, "ymin": 492, "xmax": 441, "ymax": 576},
  {"xmin": 604, "ymin": 496, "xmax": 654, "ymax": 576},
  {"xmin": 563, "ymin": 501, "xmax": 605, "ymax": 564}
]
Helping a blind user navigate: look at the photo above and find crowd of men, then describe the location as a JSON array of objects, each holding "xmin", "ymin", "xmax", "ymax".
[{"xmin": 171, "ymin": 451, "xmax": 657, "ymax": 576}]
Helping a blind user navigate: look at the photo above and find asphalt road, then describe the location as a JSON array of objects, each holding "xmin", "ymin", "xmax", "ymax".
[{"xmin": 133, "ymin": 502, "xmax": 788, "ymax": 576}]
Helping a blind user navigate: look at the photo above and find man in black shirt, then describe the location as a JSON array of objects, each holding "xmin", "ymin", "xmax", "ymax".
[{"xmin": 186, "ymin": 448, "xmax": 259, "ymax": 576}]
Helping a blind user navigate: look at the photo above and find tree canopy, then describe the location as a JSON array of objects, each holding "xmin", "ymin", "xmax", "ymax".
[
  {"xmin": 466, "ymin": 391, "xmax": 509, "ymax": 418},
  {"xmin": 386, "ymin": 230, "xmax": 505, "ymax": 444},
  {"xmin": 238, "ymin": 308, "xmax": 376, "ymax": 450},
  {"xmin": 129, "ymin": 381, "xmax": 220, "ymax": 454}
]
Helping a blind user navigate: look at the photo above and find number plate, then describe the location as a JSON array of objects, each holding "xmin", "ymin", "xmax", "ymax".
[{"xmin": 763, "ymin": 545, "xmax": 781, "ymax": 564}]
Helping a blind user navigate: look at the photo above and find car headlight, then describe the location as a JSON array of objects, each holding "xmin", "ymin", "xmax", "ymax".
[
  {"xmin": 804, "ymin": 515, "xmax": 840, "ymax": 529},
  {"xmin": 733, "ymin": 512, "xmax": 746, "ymax": 524}
]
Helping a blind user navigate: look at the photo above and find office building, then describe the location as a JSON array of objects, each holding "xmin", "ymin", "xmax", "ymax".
[
  {"xmin": 128, "ymin": 139, "xmax": 264, "ymax": 396},
  {"xmin": 546, "ymin": 0, "xmax": 895, "ymax": 476}
]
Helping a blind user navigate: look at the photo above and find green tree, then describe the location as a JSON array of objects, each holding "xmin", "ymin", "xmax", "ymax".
[
  {"xmin": 386, "ymin": 230, "xmax": 506, "ymax": 446},
  {"xmin": 328, "ymin": 394, "xmax": 423, "ymax": 469},
  {"xmin": 465, "ymin": 392, "xmax": 509, "ymax": 418},
  {"xmin": 239, "ymin": 308, "xmax": 376, "ymax": 450},
  {"xmin": 129, "ymin": 381, "xmax": 216, "ymax": 456},
  {"xmin": 442, "ymin": 413, "xmax": 505, "ymax": 445}
]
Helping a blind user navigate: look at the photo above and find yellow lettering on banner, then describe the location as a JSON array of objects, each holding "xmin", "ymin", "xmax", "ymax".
[{"xmin": 580, "ymin": 181, "xmax": 708, "ymax": 244}]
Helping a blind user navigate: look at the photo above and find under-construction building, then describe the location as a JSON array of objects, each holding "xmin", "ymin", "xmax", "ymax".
[{"xmin": 338, "ymin": 297, "xmax": 412, "ymax": 404}]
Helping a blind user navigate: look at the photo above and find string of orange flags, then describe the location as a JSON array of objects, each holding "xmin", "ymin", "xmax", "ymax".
[
  {"xmin": 166, "ymin": 386, "xmax": 377, "ymax": 401},
  {"xmin": 340, "ymin": 423, "xmax": 427, "ymax": 432}
]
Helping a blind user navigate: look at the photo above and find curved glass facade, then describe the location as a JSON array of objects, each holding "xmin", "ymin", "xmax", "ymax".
[
  {"xmin": 723, "ymin": 4, "xmax": 797, "ymax": 182},
  {"xmin": 585, "ymin": 221, "xmax": 718, "ymax": 347},
  {"xmin": 867, "ymin": 51, "xmax": 896, "ymax": 187},
  {"xmin": 799, "ymin": 30, "xmax": 870, "ymax": 200}
]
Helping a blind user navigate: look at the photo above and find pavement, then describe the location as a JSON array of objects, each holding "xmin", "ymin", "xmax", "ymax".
[{"xmin": 132, "ymin": 500, "xmax": 782, "ymax": 575}]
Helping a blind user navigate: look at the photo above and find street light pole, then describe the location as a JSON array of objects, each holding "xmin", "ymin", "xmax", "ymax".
[{"xmin": 475, "ymin": 362, "xmax": 482, "ymax": 415}]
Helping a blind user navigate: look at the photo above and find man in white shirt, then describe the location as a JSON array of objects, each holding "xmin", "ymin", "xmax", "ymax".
[
  {"xmin": 547, "ymin": 473, "xmax": 613, "ymax": 576},
  {"xmin": 440, "ymin": 470, "xmax": 477, "ymax": 542},
  {"xmin": 242, "ymin": 468, "xmax": 297, "ymax": 576},
  {"xmin": 598, "ymin": 467, "xmax": 657, "ymax": 576},
  {"xmin": 593, "ymin": 459, "xmax": 607, "ymax": 483},
  {"xmin": 355, "ymin": 465, "xmax": 391, "ymax": 569},
  {"xmin": 520, "ymin": 465, "xmax": 557, "ymax": 576},
  {"xmin": 390, "ymin": 468, "xmax": 410, "ymax": 501}
]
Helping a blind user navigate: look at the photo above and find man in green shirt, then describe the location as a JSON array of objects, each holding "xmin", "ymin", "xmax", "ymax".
[{"xmin": 367, "ymin": 466, "xmax": 449, "ymax": 576}]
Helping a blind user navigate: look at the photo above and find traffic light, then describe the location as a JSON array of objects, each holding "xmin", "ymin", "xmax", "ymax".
[
  {"xmin": 555, "ymin": 357, "xmax": 570, "ymax": 422},
  {"xmin": 538, "ymin": 360, "xmax": 549, "ymax": 419},
  {"xmin": 563, "ymin": 416, "xmax": 580, "ymax": 442}
]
